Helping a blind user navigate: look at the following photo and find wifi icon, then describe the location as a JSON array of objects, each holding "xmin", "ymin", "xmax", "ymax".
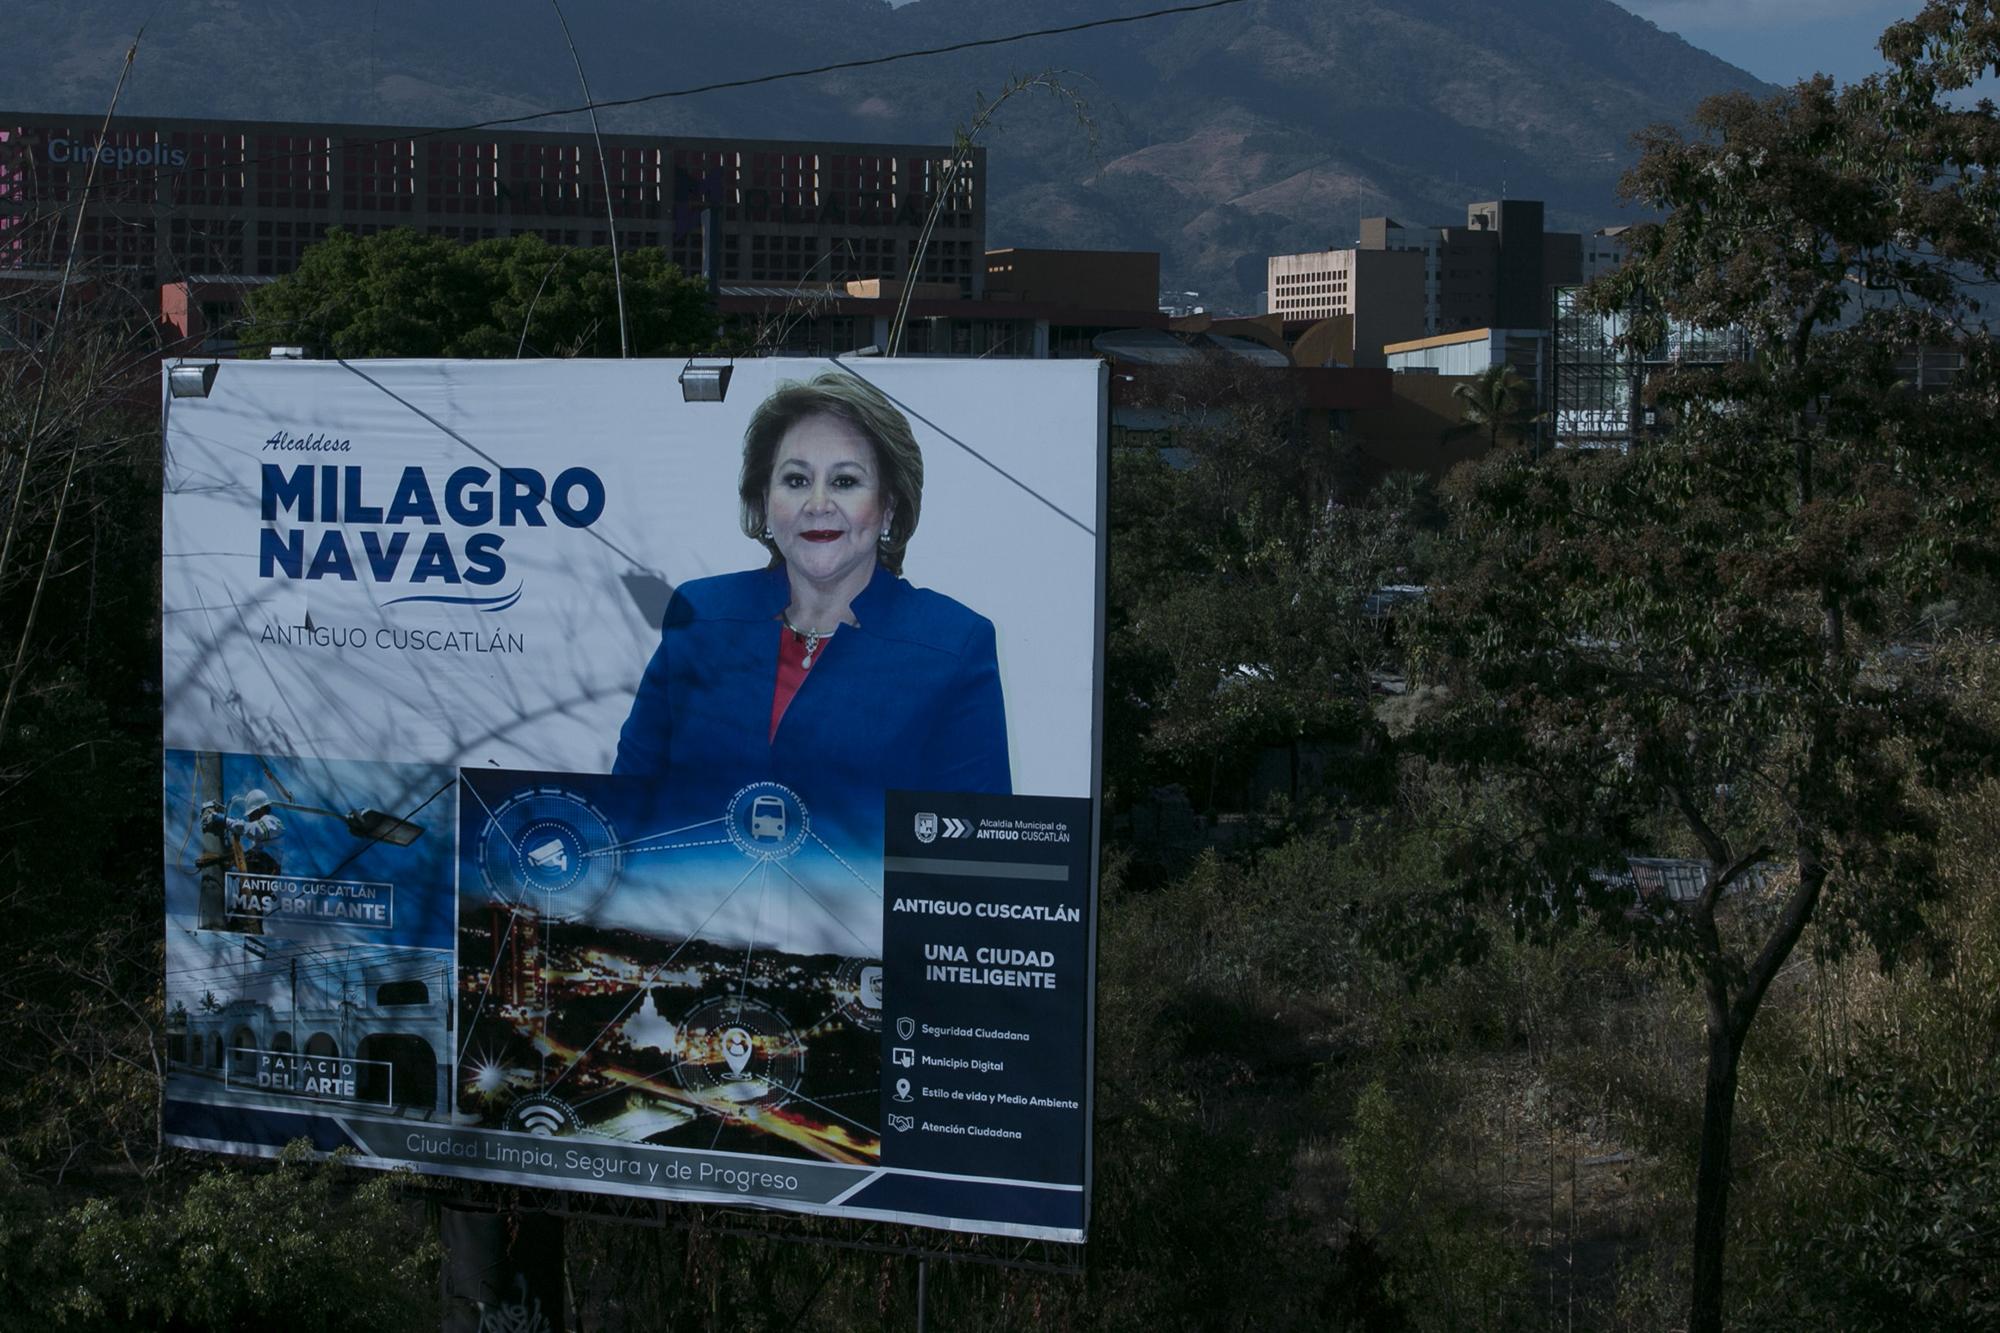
[
  {"xmin": 518, "ymin": 1105, "xmax": 564, "ymax": 1136},
  {"xmin": 508, "ymin": 1095, "xmax": 575, "ymax": 1137}
]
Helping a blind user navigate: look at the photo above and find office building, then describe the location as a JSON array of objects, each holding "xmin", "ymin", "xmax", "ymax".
[
  {"xmin": 1267, "ymin": 247, "xmax": 1424, "ymax": 366},
  {"xmin": 1581, "ymin": 226, "xmax": 1629, "ymax": 283},
  {"xmin": 0, "ymin": 111, "xmax": 984, "ymax": 296},
  {"xmin": 1549, "ymin": 285, "xmax": 1749, "ymax": 449},
  {"xmin": 717, "ymin": 245, "xmax": 1170, "ymax": 361},
  {"xmin": 1271, "ymin": 201, "xmax": 1627, "ymax": 362},
  {"xmin": 1353, "ymin": 199, "xmax": 1582, "ymax": 335},
  {"xmin": 1383, "ymin": 326, "xmax": 1546, "ymax": 389}
]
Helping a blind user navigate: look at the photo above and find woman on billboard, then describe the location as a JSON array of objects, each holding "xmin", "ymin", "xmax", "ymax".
[{"xmin": 613, "ymin": 372, "xmax": 1012, "ymax": 802}]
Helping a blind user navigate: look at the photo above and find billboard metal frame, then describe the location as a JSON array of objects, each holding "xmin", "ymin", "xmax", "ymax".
[{"xmin": 160, "ymin": 355, "xmax": 1106, "ymax": 1247}]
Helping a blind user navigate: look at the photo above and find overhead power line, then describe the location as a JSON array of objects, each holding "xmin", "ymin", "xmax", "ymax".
[
  {"xmin": 29, "ymin": 0, "xmax": 1248, "ymax": 205},
  {"xmin": 471, "ymin": 0, "xmax": 1248, "ymax": 127}
]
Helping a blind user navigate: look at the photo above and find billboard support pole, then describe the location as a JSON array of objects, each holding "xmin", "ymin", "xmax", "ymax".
[
  {"xmin": 440, "ymin": 1204, "xmax": 568, "ymax": 1333},
  {"xmin": 916, "ymin": 1256, "xmax": 929, "ymax": 1333}
]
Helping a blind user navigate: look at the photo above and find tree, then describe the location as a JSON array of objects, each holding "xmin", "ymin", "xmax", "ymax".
[
  {"xmin": 1, "ymin": 1145, "xmax": 439, "ymax": 1331},
  {"xmin": 239, "ymin": 228, "xmax": 715, "ymax": 358},
  {"xmin": 1416, "ymin": 7, "xmax": 2000, "ymax": 1330},
  {"xmin": 1445, "ymin": 364, "xmax": 1542, "ymax": 452},
  {"xmin": 1105, "ymin": 357, "xmax": 1415, "ymax": 813},
  {"xmin": 0, "ymin": 286, "xmax": 168, "ymax": 1176}
]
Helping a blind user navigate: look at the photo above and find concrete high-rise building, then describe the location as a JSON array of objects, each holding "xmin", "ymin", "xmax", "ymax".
[
  {"xmin": 1266, "ymin": 246, "xmax": 1424, "ymax": 366},
  {"xmin": 1349, "ymin": 199, "xmax": 1593, "ymax": 337}
]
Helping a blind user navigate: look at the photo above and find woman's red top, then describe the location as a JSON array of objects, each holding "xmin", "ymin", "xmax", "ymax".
[{"xmin": 769, "ymin": 624, "xmax": 830, "ymax": 740}]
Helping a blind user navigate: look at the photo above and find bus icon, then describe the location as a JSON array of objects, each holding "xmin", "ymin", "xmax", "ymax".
[{"xmin": 748, "ymin": 796, "xmax": 787, "ymax": 841}]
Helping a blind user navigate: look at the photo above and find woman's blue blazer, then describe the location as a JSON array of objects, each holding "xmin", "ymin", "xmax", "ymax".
[{"xmin": 613, "ymin": 563, "xmax": 1012, "ymax": 826}]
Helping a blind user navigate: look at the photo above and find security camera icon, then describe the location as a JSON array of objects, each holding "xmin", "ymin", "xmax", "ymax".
[{"xmin": 526, "ymin": 838, "xmax": 570, "ymax": 873}]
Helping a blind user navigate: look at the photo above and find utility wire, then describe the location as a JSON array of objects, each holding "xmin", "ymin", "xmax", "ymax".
[
  {"xmin": 550, "ymin": 0, "xmax": 628, "ymax": 358},
  {"xmin": 464, "ymin": 0, "xmax": 1246, "ymax": 127},
  {"xmin": 828, "ymin": 358, "xmax": 1096, "ymax": 536},
  {"xmin": 333, "ymin": 358, "xmax": 654, "ymax": 573},
  {"xmin": 28, "ymin": 0, "xmax": 1247, "ymax": 204}
]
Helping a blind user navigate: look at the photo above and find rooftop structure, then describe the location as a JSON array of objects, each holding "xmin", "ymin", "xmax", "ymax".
[{"xmin": 984, "ymin": 248, "xmax": 1159, "ymax": 314}]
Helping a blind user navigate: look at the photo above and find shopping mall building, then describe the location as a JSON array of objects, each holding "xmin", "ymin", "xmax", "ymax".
[{"xmin": 0, "ymin": 110, "xmax": 984, "ymax": 296}]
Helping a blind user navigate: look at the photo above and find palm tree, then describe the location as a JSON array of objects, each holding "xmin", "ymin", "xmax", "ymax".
[{"xmin": 1447, "ymin": 363, "xmax": 1544, "ymax": 452}]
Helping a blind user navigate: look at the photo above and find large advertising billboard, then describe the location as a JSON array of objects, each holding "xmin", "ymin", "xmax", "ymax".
[{"xmin": 162, "ymin": 358, "xmax": 1103, "ymax": 1241}]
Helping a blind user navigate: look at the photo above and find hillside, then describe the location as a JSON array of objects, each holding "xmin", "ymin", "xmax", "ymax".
[{"xmin": 2, "ymin": 0, "xmax": 1767, "ymax": 310}]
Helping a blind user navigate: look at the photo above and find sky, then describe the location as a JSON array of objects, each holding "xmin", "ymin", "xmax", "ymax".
[{"xmin": 1614, "ymin": 0, "xmax": 1931, "ymax": 87}]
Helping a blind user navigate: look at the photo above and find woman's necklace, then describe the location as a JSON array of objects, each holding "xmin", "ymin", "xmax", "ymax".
[{"xmin": 782, "ymin": 616, "xmax": 837, "ymax": 669}]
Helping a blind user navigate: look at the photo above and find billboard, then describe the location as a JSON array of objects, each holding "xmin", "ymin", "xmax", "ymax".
[{"xmin": 162, "ymin": 358, "xmax": 1104, "ymax": 1242}]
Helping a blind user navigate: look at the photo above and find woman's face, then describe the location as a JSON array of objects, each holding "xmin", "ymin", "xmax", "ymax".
[{"xmin": 765, "ymin": 412, "xmax": 890, "ymax": 594}]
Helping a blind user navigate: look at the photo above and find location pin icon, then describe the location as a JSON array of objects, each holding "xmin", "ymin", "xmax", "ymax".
[{"xmin": 721, "ymin": 1027, "xmax": 753, "ymax": 1075}]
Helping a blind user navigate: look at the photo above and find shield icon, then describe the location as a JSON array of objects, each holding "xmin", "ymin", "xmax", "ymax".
[
  {"xmin": 915, "ymin": 812, "xmax": 938, "ymax": 844},
  {"xmin": 896, "ymin": 1016, "xmax": 915, "ymax": 1042}
]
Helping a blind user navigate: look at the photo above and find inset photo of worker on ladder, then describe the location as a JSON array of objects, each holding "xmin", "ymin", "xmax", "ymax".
[
  {"xmin": 168, "ymin": 749, "xmax": 458, "ymax": 945},
  {"xmin": 164, "ymin": 748, "xmax": 462, "ymax": 1128}
]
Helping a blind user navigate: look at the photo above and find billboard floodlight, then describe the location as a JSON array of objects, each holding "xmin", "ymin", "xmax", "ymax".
[
  {"xmin": 678, "ymin": 359, "xmax": 733, "ymax": 403},
  {"xmin": 344, "ymin": 808, "xmax": 427, "ymax": 846},
  {"xmin": 168, "ymin": 363, "xmax": 219, "ymax": 398},
  {"xmin": 275, "ymin": 800, "xmax": 426, "ymax": 846}
]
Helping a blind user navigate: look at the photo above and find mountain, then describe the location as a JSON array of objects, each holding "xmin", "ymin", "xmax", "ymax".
[{"xmin": 2, "ymin": 0, "xmax": 1768, "ymax": 311}]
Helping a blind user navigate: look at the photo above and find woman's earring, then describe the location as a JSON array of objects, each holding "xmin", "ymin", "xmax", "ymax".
[
  {"xmin": 879, "ymin": 526, "xmax": 892, "ymax": 545},
  {"xmin": 762, "ymin": 524, "xmax": 773, "ymax": 539}
]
